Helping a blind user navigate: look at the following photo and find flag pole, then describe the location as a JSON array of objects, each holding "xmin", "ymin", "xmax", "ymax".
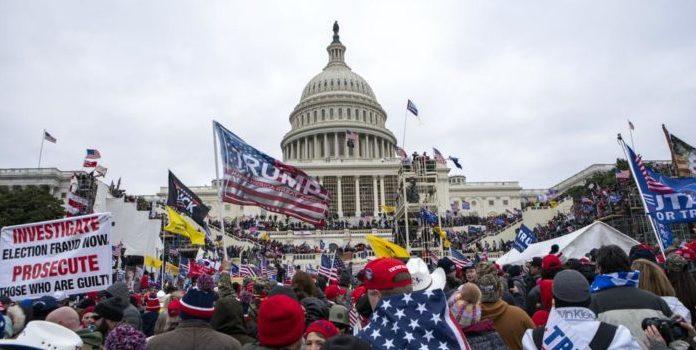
[
  {"xmin": 212, "ymin": 121, "xmax": 229, "ymax": 260},
  {"xmin": 628, "ymin": 120, "xmax": 636, "ymax": 150},
  {"xmin": 38, "ymin": 129, "xmax": 46, "ymax": 168},
  {"xmin": 401, "ymin": 109, "xmax": 408, "ymax": 149},
  {"xmin": 617, "ymin": 135, "xmax": 666, "ymax": 259}
]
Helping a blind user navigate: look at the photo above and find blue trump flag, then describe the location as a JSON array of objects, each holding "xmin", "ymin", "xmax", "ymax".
[
  {"xmin": 622, "ymin": 143, "xmax": 696, "ymax": 248},
  {"xmin": 513, "ymin": 224, "xmax": 537, "ymax": 252}
]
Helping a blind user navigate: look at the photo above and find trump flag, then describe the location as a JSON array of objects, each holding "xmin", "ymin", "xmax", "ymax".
[{"xmin": 214, "ymin": 121, "xmax": 330, "ymax": 226}]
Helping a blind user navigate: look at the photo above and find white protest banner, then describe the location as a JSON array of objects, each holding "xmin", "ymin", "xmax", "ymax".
[{"xmin": 0, "ymin": 213, "xmax": 113, "ymax": 300}]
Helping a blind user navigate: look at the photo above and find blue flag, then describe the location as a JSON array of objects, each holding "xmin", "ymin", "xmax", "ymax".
[
  {"xmin": 448, "ymin": 156, "xmax": 462, "ymax": 169},
  {"xmin": 513, "ymin": 224, "xmax": 537, "ymax": 252},
  {"xmin": 623, "ymin": 144, "xmax": 696, "ymax": 247},
  {"xmin": 407, "ymin": 99, "xmax": 418, "ymax": 116},
  {"xmin": 356, "ymin": 289, "xmax": 469, "ymax": 349},
  {"xmin": 420, "ymin": 208, "xmax": 438, "ymax": 225}
]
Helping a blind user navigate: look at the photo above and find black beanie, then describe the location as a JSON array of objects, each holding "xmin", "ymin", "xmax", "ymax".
[{"xmin": 95, "ymin": 297, "xmax": 124, "ymax": 322}]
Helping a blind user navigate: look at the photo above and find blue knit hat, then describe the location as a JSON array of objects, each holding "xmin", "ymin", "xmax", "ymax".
[{"xmin": 180, "ymin": 288, "xmax": 217, "ymax": 320}]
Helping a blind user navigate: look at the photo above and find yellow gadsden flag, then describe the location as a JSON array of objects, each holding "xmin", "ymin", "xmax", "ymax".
[
  {"xmin": 381, "ymin": 205, "xmax": 396, "ymax": 214},
  {"xmin": 145, "ymin": 255, "xmax": 162, "ymax": 269},
  {"xmin": 165, "ymin": 206, "xmax": 205, "ymax": 245},
  {"xmin": 366, "ymin": 234, "xmax": 409, "ymax": 258}
]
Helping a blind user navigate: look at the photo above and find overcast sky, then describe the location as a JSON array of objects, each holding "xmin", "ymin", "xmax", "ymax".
[{"xmin": 1, "ymin": 1, "xmax": 695, "ymax": 194}]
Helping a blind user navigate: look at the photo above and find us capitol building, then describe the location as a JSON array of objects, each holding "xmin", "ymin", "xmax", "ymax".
[{"xmin": 219, "ymin": 23, "xmax": 526, "ymax": 221}]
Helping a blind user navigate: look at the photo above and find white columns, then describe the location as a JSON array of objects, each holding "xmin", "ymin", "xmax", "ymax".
[
  {"xmin": 323, "ymin": 133, "xmax": 328, "ymax": 158},
  {"xmin": 334, "ymin": 133, "xmax": 339, "ymax": 158},
  {"xmin": 373, "ymin": 176, "xmax": 379, "ymax": 216},
  {"xmin": 337, "ymin": 176, "xmax": 343, "ymax": 217},
  {"xmin": 355, "ymin": 177, "xmax": 361, "ymax": 217},
  {"xmin": 304, "ymin": 137, "xmax": 309, "ymax": 159},
  {"xmin": 343, "ymin": 132, "xmax": 348, "ymax": 159},
  {"xmin": 379, "ymin": 176, "xmax": 386, "ymax": 206}
]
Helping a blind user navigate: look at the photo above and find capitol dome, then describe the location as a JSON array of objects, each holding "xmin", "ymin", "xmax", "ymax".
[{"xmin": 281, "ymin": 22, "xmax": 398, "ymax": 162}]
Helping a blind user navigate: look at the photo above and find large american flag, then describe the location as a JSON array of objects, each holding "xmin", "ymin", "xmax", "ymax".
[
  {"xmin": 319, "ymin": 254, "xmax": 339, "ymax": 281},
  {"xmin": 240, "ymin": 264, "xmax": 257, "ymax": 278},
  {"xmin": 635, "ymin": 154, "xmax": 674, "ymax": 194},
  {"xmin": 214, "ymin": 121, "xmax": 331, "ymax": 226},
  {"xmin": 449, "ymin": 248, "xmax": 471, "ymax": 269},
  {"xmin": 356, "ymin": 289, "xmax": 470, "ymax": 350},
  {"xmin": 432, "ymin": 148, "xmax": 447, "ymax": 165}
]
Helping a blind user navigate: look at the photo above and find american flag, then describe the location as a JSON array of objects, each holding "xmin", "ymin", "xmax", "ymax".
[
  {"xmin": 406, "ymin": 99, "xmax": 419, "ymax": 116},
  {"xmin": 214, "ymin": 121, "xmax": 330, "ymax": 226},
  {"xmin": 66, "ymin": 192, "xmax": 89, "ymax": 216},
  {"xmin": 426, "ymin": 250, "xmax": 440, "ymax": 265},
  {"xmin": 260, "ymin": 257, "xmax": 268, "ymax": 277},
  {"xmin": 349, "ymin": 306, "xmax": 361, "ymax": 331},
  {"xmin": 615, "ymin": 169, "xmax": 631, "ymax": 180},
  {"xmin": 43, "ymin": 130, "xmax": 57, "ymax": 143},
  {"xmin": 396, "ymin": 147, "xmax": 408, "ymax": 160},
  {"xmin": 83, "ymin": 160, "xmax": 97, "ymax": 168},
  {"xmin": 85, "ymin": 149, "xmax": 101, "ymax": 159},
  {"xmin": 240, "ymin": 264, "xmax": 257, "ymax": 278},
  {"xmin": 449, "ymin": 248, "xmax": 471, "ymax": 269},
  {"xmin": 635, "ymin": 154, "xmax": 674, "ymax": 194},
  {"xmin": 179, "ymin": 257, "xmax": 189, "ymax": 279},
  {"xmin": 432, "ymin": 148, "xmax": 447, "ymax": 165},
  {"xmin": 230, "ymin": 263, "xmax": 240, "ymax": 277},
  {"xmin": 346, "ymin": 130, "xmax": 359, "ymax": 148},
  {"xmin": 318, "ymin": 254, "xmax": 338, "ymax": 281},
  {"xmin": 356, "ymin": 289, "xmax": 470, "ymax": 350}
]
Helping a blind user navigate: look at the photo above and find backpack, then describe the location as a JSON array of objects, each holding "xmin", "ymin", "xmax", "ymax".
[{"xmin": 532, "ymin": 322, "xmax": 617, "ymax": 350}]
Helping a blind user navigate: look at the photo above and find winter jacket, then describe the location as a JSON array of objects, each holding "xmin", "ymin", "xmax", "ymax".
[
  {"xmin": 521, "ymin": 307, "xmax": 640, "ymax": 349},
  {"xmin": 526, "ymin": 284, "xmax": 541, "ymax": 316},
  {"xmin": 147, "ymin": 319, "xmax": 241, "ymax": 350},
  {"xmin": 590, "ymin": 286, "xmax": 673, "ymax": 349},
  {"xmin": 481, "ymin": 300, "xmax": 535, "ymax": 350},
  {"xmin": 461, "ymin": 318, "xmax": 509, "ymax": 350},
  {"xmin": 211, "ymin": 296, "xmax": 256, "ymax": 345},
  {"xmin": 661, "ymin": 296, "xmax": 692, "ymax": 324},
  {"xmin": 106, "ymin": 282, "xmax": 143, "ymax": 331},
  {"xmin": 142, "ymin": 311, "xmax": 159, "ymax": 337},
  {"xmin": 75, "ymin": 328, "xmax": 103, "ymax": 350},
  {"xmin": 509, "ymin": 276, "xmax": 528, "ymax": 309}
]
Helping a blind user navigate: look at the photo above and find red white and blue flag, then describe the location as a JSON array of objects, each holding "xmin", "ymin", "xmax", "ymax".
[
  {"xmin": 214, "ymin": 121, "xmax": 330, "ymax": 226},
  {"xmin": 240, "ymin": 264, "xmax": 257, "ymax": 278},
  {"xmin": 433, "ymin": 148, "xmax": 447, "ymax": 165},
  {"xmin": 449, "ymin": 248, "xmax": 471, "ymax": 268},
  {"xmin": 319, "ymin": 254, "xmax": 338, "ymax": 281},
  {"xmin": 356, "ymin": 289, "xmax": 471, "ymax": 349},
  {"xmin": 85, "ymin": 149, "xmax": 101, "ymax": 159}
]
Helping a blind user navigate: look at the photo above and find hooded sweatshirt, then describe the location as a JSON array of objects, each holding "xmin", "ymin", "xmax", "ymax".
[
  {"xmin": 106, "ymin": 282, "xmax": 143, "ymax": 331},
  {"xmin": 521, "ymin": 307, "xmax": 640, "ymax": 349},
  {"xmin": 481, "ymin": 300, "xmax": 534, "ymax": 350},
  {"xmin": 211, "ymin": 274, "xmax": 255, "ymax": 345}
]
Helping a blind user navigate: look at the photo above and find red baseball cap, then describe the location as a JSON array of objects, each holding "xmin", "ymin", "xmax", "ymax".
[
  {"xmin": 361, "ymin": 258, "xmax": 411, "ymax": 291},
  {"xmin": 351, "ymin": 285, "xmax": 366, "ymax": 303},
  {"xmin": 542, "ymin": 254, "xmax": 562, "ymax": 272},
  {"xmin": 324, "ymin": 285, "xmax": 347, "ymax": 301}
]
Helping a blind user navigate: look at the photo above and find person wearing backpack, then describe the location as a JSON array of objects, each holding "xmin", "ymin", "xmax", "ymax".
[{"xmin": 522, "ymin": 269, "xmax": 639, "ymax": 349}]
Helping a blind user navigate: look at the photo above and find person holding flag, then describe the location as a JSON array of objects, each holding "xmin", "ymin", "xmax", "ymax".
[{"xmin": 513, "ymin": 224, "xmax": 537, "ymax": 253}]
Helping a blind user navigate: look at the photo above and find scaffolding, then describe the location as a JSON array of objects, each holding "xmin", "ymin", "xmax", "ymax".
[{"xmin": 394, "ymin": 157, "xmax": 444, "ymax": 257}]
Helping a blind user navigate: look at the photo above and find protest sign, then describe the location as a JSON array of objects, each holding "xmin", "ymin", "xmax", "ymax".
[{"xmin": 0, "ymin": 213, "xmax": 113, "ymax": 300}]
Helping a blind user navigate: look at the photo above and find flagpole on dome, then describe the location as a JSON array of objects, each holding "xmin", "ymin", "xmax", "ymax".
[
  {"xmin": 617, "ymin": 134, "xmax": 666, "ymax": 259},
  {"xmin": 627, "ymin": 119, "xmax": 636, "ymax": 150},
  {"xmin": 212, "ymin": 120, "xmax": 229, "ymax": 260}
]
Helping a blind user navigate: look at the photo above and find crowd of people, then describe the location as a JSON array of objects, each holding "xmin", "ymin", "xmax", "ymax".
[{"xmin": 2, "ymin": 241, "xmax": 696, "ymax": 349}]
